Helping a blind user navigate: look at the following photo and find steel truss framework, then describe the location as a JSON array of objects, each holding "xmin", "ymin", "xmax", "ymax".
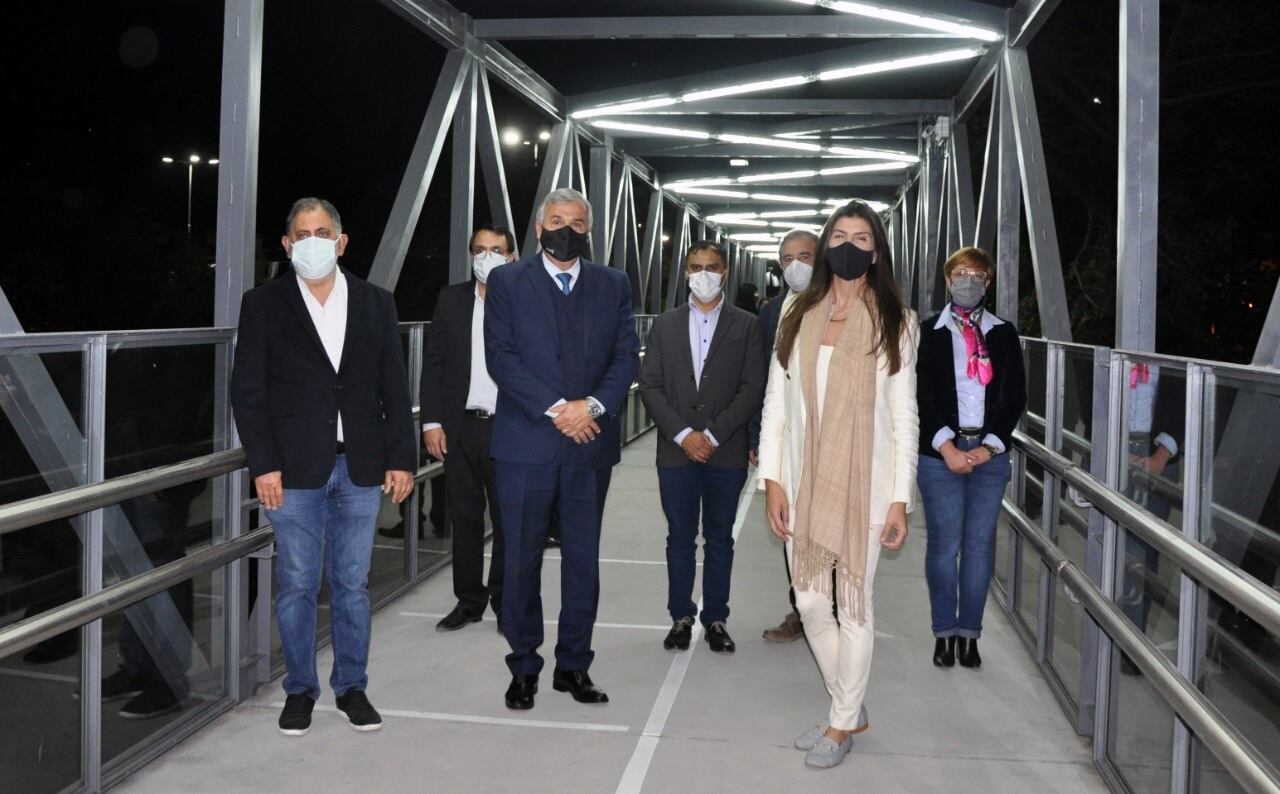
[{"xmin": 3, "ymin": 1, "xmax": 1280, "ymax": 792}]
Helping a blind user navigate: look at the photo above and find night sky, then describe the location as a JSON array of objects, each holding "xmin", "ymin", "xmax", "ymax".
[{"xmin": 2, "ymin": 0, "xmax": 1277, "ymax": 362}]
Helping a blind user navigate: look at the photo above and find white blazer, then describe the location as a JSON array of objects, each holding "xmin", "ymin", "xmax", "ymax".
[{"xmin": 756, "ymin": 293, "xmax": 921, "ymax": 525}]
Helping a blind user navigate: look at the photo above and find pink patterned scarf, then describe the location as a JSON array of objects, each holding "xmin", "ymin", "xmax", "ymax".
[{"xmin": 951, "ymin": 304, "xmax": 993, "ymax": 385}]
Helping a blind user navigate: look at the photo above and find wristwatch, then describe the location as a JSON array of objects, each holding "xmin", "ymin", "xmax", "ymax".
[
  {"xmin": 586, "ymin": 397, "xmax": 606, "ymax": 419},
  {"xmin": 982, "ymin": 443, "xmax": 1000, "ymax": 458}
]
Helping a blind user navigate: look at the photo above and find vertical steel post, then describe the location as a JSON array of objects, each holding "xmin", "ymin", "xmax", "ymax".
[
  {"xmin": 80, "ymin": 336, "xmax": 107, "ymax": 792},
  {"xmin": 589, "ymin": 140, "xmax": 614, "ymax": 262},
  {"xmin": 449, "ymin": 59, "xmax": 478, "ymax": 285}
]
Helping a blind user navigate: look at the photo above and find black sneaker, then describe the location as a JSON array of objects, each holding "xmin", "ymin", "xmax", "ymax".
[
  {"xmin": 335, "ymin": 690, "xmax": 382, "ymax": 732},
  {"xmin": 278, "ymin": 693, "xmax": 315, "ymax": 736},
  {"xmin": 119, "ymin": 685, "xmax": 181, "ymax": 720},
  {"xmin": 72, "ymin": 668, "xmax": 145, "ymax": 702},
  {"xmin": 664, "ymin": 617, "xmax": 694, "ymax": 651}
]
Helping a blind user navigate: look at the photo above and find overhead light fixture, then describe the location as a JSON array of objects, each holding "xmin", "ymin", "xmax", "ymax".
[
  {"xmin": 760, "ymin": 209, "xmax": 824, "ymax": 218},
  {"xmin": 572, "ymin": 96, "xmax": 679, "ymax": 119},
  {"xmin": 670, "ymin": 186, "xmax": 751, "ymax": 198},
  {"xmin": 819, "ymin": 47, "xmax": 983, "ymax": 82},
  {"xmin": 712, "ymin": 218, "xmax": 771, "ymax": 227},
  {"xmin": 681, "ymin": 75, "xmax": 809, "ymax": 103},
  {"xmin": 590, "ymin": 120, "xmax": 711, "ymax": 140},
  {"xmin": 719, "ymin": 134, "xmax": 822, "ymax": 153},
  {"xmin": 738, "ymin": 169, "xmax": 819, "ymax": 184},
  {"xmin": 571, "ymin": 45, "xmax": 984, "ymax": 118},
  {"xmin": 751, "ymin": 193, "xmax": 822, "ymax": 204},
  {"xmin": 785, "ymin": 0, "xmax": 1001, "ymax": 42},
  {"xmin": 770, "ymin": 221, "xmax": 823, "ymax": 230},
  {"xmin": 729, "ymin": 232, "xmax": 785, "ymax": 243},
  {"xmin": 729, "ymin": 158, "xmax": 750, "ymax": 167},
  {"xmin": 818, "ymin": 162, "xmax": 910, "ymax": 176},
  {"xmin": 826, "ymin": 146, "xmax": 919, "ymax": 163}
]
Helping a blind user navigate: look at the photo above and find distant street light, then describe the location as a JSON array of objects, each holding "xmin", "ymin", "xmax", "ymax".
[
  {"xmin": 162, "ymin": 153, "xmax": 218, "ymax": 234},
  {"xmin": 501, "ymin": 127, "xmax": 522, "ymax": 147},
  {"xmin": 538, "ymin": 130, "xmax": 551, "ymax": 142}
]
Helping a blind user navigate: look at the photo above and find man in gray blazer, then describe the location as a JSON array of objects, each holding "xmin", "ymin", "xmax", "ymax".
[{"xmin": 639, "ymin": 241, "xmax": 766, "ymax": 655}]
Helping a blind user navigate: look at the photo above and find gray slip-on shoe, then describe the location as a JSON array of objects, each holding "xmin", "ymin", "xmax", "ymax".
[
  {"xmin": 804, "ymin": 734, "xmax": 854, "ymax": 768},
  {"xmin": 794, "ymin": 705, "xmax": 868, "ymax": 751}
]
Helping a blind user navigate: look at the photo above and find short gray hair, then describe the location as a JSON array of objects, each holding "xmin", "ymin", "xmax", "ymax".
[
  {"xmin": 777, "ymin": 228, "xmax": 818, "ymax": 261},
  {"xmin": 538, "ymin": 188, "xmax": 593, "ymax": 228},
  {"xmin": 285, "ymin": 197, "xmax": 342, "ymax": 235}
]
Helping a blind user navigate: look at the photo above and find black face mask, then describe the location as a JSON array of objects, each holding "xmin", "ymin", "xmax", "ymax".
[
  {"xmin": 539, "ymin": 225, "xmax": 591, "ymax": 262},
  {"xmin": 825, "ymin": 242, "xmax": 874, "ymax": 281}
]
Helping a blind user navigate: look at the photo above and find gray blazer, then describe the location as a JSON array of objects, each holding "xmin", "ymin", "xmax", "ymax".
[{"xmin": 639, "ymin": 302, "xmax": 766, "ymax": 469}]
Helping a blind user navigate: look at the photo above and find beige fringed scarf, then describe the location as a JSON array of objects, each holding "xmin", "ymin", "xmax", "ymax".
[{"xmin": 789, "ymin": 294, "xmax": 878, "ymax": 625}]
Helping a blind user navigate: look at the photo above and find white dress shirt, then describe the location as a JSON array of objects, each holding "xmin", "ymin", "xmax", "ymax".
[
  {"xmin": 931, "ymin": 305, "xmax": 1005, "ymax": 454},
  {"xmin": 424, "ymin": 285, "xmax": 499, "ymax": 432},
  {"xmin": 297, "ymin": 270, "xmax": 348, "ymax": 442},
  {"xmin": 1128, "ymin": 366, "xmax": 1178, "ymax": 456},
  {"xmin": 673, "ymin": 298, "xmax": 724, "ymax": 448}
]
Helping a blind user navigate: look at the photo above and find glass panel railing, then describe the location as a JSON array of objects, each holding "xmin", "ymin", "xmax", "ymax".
[
  {"xmin": 1107, "ymin": 648, "xmax": 1177, "ymax": 791},
  {"xmin": 0, "ymin": 627, "xmax": 82, "ymax": 793}
]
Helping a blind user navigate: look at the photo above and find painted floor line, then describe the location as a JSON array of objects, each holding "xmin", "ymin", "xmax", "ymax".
[{"xmin": 260, "ymin": 701, "xmax": 629, "ymax": 733}]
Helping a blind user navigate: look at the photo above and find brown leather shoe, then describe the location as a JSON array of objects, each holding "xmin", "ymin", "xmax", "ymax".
[{"xmin": 762, "ymin": 610, "xmax": 804, "ymax": 642}]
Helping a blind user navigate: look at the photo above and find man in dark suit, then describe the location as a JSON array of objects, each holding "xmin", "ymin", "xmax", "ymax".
[
  {"xmin": 484, "ymin": 187, "xmax": 640, "ymax": 710},
  {"xmin": 231, "ymin": 198, "xmax": 416, "ymax": 736},
  {"xmin": 420, "ymin": 225, "xmax": 516, "ymax": 633},
  {"xmin": 640, "ymin": 241, "xmax": 765, "ymax": 654},
  {"xmin": 750, "ymin": 230, "xmax": 819, "ymax": 643}
]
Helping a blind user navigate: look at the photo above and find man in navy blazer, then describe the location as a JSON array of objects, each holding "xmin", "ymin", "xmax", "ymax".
[{"xmin": 484, "ymin": 188, "xmax": 640, "ymax": 710}]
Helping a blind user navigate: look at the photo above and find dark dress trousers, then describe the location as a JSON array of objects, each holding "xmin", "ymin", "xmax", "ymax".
[
  {"xmin": 420, "ymin": 281, "xmax": 504, "ymax": 614},
  {"xmin": 483, "ymin": 254, "xmax": 640, "ymax": 676},
  {"xmin": 230, "ymin": 267, "xmax": 417, "ymax": 486},
  {"xmin": 639, "ymin": 302, "xmax": 765, "ymax": 625},
  {"xmin": 916, "ymin": 315, "xmax": 1026, "ymax": 460}
]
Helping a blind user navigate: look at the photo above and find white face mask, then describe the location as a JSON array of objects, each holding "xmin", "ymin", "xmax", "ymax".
[
  {"xmin": 688, "ymin": 270, "xmax": 724, "ymax": 304},
  {"xmin": 472, "ymin": 251, "xmax": 509, "ymax": 284},
  {"xmin": 783, "ymin": 261, "xmax": 813, "ymax": 293},
  {"xmin": 291, "ymin": 236, "xmax": 338, "ymax": 280}
]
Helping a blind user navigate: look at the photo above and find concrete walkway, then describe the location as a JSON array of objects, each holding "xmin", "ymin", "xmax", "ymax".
[{"xmin": 118, "ymin": 432, "xmax": 1105, "ymax": 794}]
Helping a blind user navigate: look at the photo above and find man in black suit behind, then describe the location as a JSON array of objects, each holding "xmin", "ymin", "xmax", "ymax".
[
  {"xmin": 639, "ymin": 241, "xmax": 765, "ymax": 655},
  {"xmin": 420, "ymin": 225, "xmax": 516, "ymax": 633},
  {"xmin": 231, "ymin": 198, "xmax": 416, "ymax": 737}
]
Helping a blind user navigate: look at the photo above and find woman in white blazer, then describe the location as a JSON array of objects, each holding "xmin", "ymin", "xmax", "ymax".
[{"xmin": 757, "ymin": 201, "xmax": 919, "ymax": 770}]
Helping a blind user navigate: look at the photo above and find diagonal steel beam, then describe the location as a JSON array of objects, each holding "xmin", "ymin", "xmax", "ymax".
[
  {"xmin": 475, "ymin": 67, "xmax": 516, "ymax": 248},
  {"xmin": 994, "ymin": 59, "xmax": 1021, "ymax": 321},
  {"xmin": 1008, "ymin": 0, "xmax": 1066, "ymax": 48},
  {"xmin": 950, "ymin": 121, "xmax": 976, "ymax": 247},
  {"xmin": 522, "ymin": 121, "xmax": 572, "ymax": 256},
  {"xmin": 954, "ymin": 45, "xmax": 1001, "ymax": 123},
  {"xmin": 589, "ymin": 139, "xmax": 613, "ymax": 260},
  {"xmin": 1003, "ymin": 47, "xmax": 1071, "ymax": 340},
  {"xmin": 974, "ymin": 88, "xmax": 1000, "ymax": 251},
  {"xmin": 639, "ymin": 187, "xmax": 663, "ymax": 312},
  {"xmin": 369, "ymin": 49, "xmax": 471, "ymax": 290}
]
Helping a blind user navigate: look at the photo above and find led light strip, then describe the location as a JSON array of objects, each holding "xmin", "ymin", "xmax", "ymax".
[
  {"xmin": 784, "ymin": 0, "xmax": 1001, "ymax": 42},
  {"xmin": 590, "ymin": 120, "xmax": 918, "ymax": 163}
]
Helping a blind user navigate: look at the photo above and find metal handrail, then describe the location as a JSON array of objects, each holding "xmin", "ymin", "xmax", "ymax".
[
  {"xmin": 1001, "ymin": 500, "xmax": 1280, "ymax": 794},
  {"xmin": 1012, "ymin": 430, "xmax": 1280, "ymax": 640},
  {"xmin": 0, "ymin": 527, "xmax": 274, "ymax": 659},
  {"xmin": 0, "ymin": 449, "xmax": 246, "ymax": 537}
]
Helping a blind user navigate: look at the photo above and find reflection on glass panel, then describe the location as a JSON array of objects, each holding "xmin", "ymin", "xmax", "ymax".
[
  {"xmin": 415, "ymin": 475, "xmax": 452, "ymax": 576},
  {"xmin": 105, "ymin": 345, "xmax": 217, "ymax": 477},
  {"xmin": 1115, "ymin": 525, "xmax": 1180, "ymax": 660},
  {"xmin": 0, "ymin": 628, "xmax": 82, "ymax": 793},
  {"xmin": 1016, "ymin": 537, "xmax": 1042, "ymax": 640},
  {"xmin": 994, "ymin": 517, "xmax": 1010, "ymax": 595},
  {"xmin": 1199, "ymin": 748, "xmax": 1248, "ymax": 793},
  {"xmin": 1108, "ymin": 651, "xmax": 1174, "ymax": 792},
  {"xmin": 1061, "ymin": 349, "xmax": 1095, "ymax": 471},
  {"xmin": 102, "ymin": 568, "xmax": 225, "ymax": 770},
  {"xmin": 1200, "ymin": 369, "xmax": 1280, "ymax": 790},
  {"xmin": 1051, "ymin": 482, "xmax": 1088, "ymax": 703},
  {"xmin": 1118, "ymin": 361, "xmax": 1186, "ymax": 532},
  {"xmin": 370, "ymin": 493, "xmax": 410, "ymax": 606}
]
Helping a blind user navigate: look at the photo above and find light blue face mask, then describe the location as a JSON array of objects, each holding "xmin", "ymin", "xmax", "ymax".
[
  {"xmin": 950, "ymin": 275, "xmax": 987, "ymax": 309},
  {"xmin": 291, "ymin": 236, "xmax": 338, "ymax": 280}
]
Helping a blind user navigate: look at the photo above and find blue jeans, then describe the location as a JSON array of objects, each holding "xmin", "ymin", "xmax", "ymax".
[
  {"xmin": 657, "ymin": 463, "xmax": 748, "ymax": 626},
  {"xmin": 918, "ymin": 438, "xmax": 1011, "ymax": 639},
  {"xmin": 265, "ymin": 455, "xmax": 382, "ymax": 699}
]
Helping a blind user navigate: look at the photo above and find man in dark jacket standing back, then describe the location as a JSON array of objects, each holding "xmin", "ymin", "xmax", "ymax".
[{"xmin": 231, "ymin": 198, "xmax": 416, "ymax": 737}]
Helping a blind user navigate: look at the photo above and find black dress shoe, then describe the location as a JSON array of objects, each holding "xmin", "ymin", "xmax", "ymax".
[
  {"xmin": 957, "ymin": 638, "xmax": 982, "ymax": 669},
  {"xmin": 705, "ymin": 621, "xmax": 735, "ymax": 654},
  {"xmin": 544, "ymin": 536, "xmax": 561, "ymax": 549},
  {"xmin": 505, "ymin": 674, "xmax": 538, "ymax": 710},
  {"xmin": 663, "ymin": 617, "xmax": 693, "ymax": 651},
  {"xmin": 436, "ymin": 604, "xmax": 483, "ymax": 632},
  {"xmin": 933, "ymin": 636, "xmax": 956, "ymax": 667},
  {"xmin": 377, "ymin": 520, "xmax": 425, "ymax": 540},
  {"xmin": 552, "ymin": 669, "xmax": 609, "ymax": 703}
]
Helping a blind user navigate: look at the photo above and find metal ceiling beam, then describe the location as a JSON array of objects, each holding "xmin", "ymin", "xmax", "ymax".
[
  {"xmin": 762, "ymin": 115, "xmax": 923, "ymax": 136},
  {"xmin": 954, "ymin": 45, "xmax": 1001, "ymax": 122},
  {"xmin": 661, "ymin": 173, "xmax": 911, "ymax": 188},
  {"xmin": 474, "ymin": 16, "xmax": 965, "ymax": 40},
  {"xmin": 376, "ymin": 0, "xmax": 464, "ymax": 48},
  {"xmin": 1009, "ymin": 0, "xmax": 1066, "ymax": 48},
  {"xmin": 568, "ymin": 40, "xmax": 972, "ymax": 112}
]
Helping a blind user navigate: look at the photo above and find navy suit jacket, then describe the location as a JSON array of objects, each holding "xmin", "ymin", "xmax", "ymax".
[{"xmin": 484, "ymin": 254, "xmax": 640, "ymax": 468}]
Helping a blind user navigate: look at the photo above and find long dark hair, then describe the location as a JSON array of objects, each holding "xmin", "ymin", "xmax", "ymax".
[{"xmin": 774, "ymin": 200, "xmax": 908, "ymax": 374}]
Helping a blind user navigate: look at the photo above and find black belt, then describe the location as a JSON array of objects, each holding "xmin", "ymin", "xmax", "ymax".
[
  {"xmin": 464, "ymin": 408, "xmax": 495, "ymax": 419},
  {"xmin": 336, "ymin": 441, "xmax": 346, "ymax": 454},
  {"xmin": 957, "ymin": 427, "xmax": 983, "ymax": 439}
]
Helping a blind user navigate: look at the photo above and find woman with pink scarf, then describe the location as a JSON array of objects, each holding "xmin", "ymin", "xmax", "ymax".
[{"xmin": 915, "ymin": 247, "xmax": 1026, "ymax": 670}]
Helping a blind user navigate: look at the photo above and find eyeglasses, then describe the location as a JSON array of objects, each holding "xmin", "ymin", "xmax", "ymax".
[{"xmin": 952, "ymin": 268, "xmax": 988, "ymax": 280}]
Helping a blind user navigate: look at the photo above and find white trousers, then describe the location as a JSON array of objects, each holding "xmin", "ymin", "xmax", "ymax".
[{"xmin": 787, "ymin": 526, "xmax": 882, "ymax": 731}]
